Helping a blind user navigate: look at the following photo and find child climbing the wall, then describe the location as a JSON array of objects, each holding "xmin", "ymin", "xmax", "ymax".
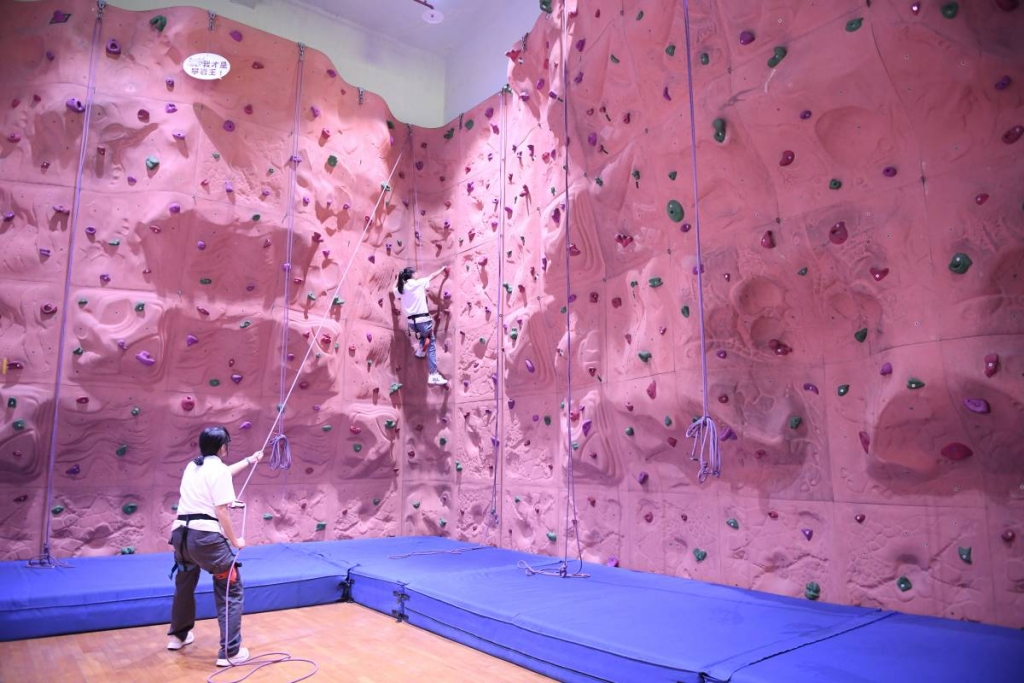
[
  {"xmin": 166, "ymin": 426, "xmax": 263, "ymax": 667},
  {"xmin": 394, "ymin": 266, "xmax": 448, "ymax": 386}
]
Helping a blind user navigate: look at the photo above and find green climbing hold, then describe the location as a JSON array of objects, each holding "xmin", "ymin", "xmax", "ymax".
[
  {"xmin": 12, "ymin": 419, "xmax": 26, "ymax": 431},
  {"xmin": 666, "ymin": 199, "xmax": 685, "ymax": 222},
  {"xmin": 464, "ymin": 119, "xmax": 474, "ymax": 130},
  {"xmin": 665, "ymin": 44, "xmax": 676, "ymax": 56},
  {"xmin": 316, "ymin": 521, "xmax": 327, "ymax": 531},
  {"xmin": 332, "ymin": 297, "xmax": 344, "ymax": 307},
  {"xmin": 664, "ymin": 416, "xmax": 673, "ymax": 427},
  {"xmin": 668, "ymin": 171, "xmax": 677, "ymax": 180},
  {"xmin": 7, "ymin": 398, "xmax": 16, "ymax": 408},
  {"xmin": 322, "ymin": 425, "xmax": 333, "ymax": 432},
  {"xmin": 134, "ymin": 302, "xmax": 145, "ymax": 312},
  {"xmin": 543, "ymin": 415, "xmax": 552, "ymax": 426},
  {"xmin": 73, "ymin": 347, "xmax": 84, "ymax": 356},
  {"xmin": 373, "ymin": 498, "xmax": 381, "ymax": 506},
  {"xmin": 514, "ymin": 495, "xmax": 521, "ymax": 503},
  {"xmin": 829, "ymin": 178, "xmax": 842, "ymax": 190},
  {"xmin": 509, "ymin": 328, "xmax": 519, "ymax": 340},
  {"xmin": 380, "ymin": 182, "xmax": 391, "ymax": 191},
  {"xmin": 389, "ymin": 383, "xmax": 403, "ymax": 395},
  {"xmin": 700, "ymin": 52, "xmax": 709, "ymax": 65},
  {"xmin": 267, "ymin": 166, "xmax": 273, "ymax": 173},
  {"xmin": 131, "ymin": 407, "xmax": 140, "ymax": 416},
  {"xmin": 638, "ymin": 351, "xmax": 652, "ymax": 362},
  {"xmin": 199, "ymin": 278, "xmax": 212, "ymax": 285},
  {"xmin": 78, "ymin": 298, "xmax": 88, "ymax": 307},
  {"xmin": 693, "ymin": 548, "xmax": 707, "ymax": 562},
  {"xmin": 546, "ymin": 531, "xmax": 557, "ymax": 542},
  {"xmin": 948, "ymin": 253, "xmax": 972, "ymax": 274},
  {"xmin": 263, "ymin": 513, "xmax": 273, "ymax": 520},
  {"xmin": 384, "ymin": 419, "xmax": 396, "ymax": 430},
  {"xmin": 713, "ymin": 118, "xmax": 727, "ymax": 143},
  {"xmin": 327, "ymin": 155, "xmax": 338, "ymax": 167},
  {"xmin": 837, "ymin": 384, "xmax": 850, "ymax": 397},
  {"xmin": 145, "ymin": 156, "xmax": 159, "ymax": 170},
  {"xmin": 805, "ymin": 582, "xmax": 821, "ymax": 601},
  {"xmin": 412, "ymin": 501, "xmax": 421, "ymax": 509},
  {"xmin": 121, "ymin": 546, "xmax": 136, "ymax": 555},
  {"xmin": 439, "ymin": 517, "xmax": 447, "ymax": 526},
  {"xmin": 649, "ymin": 277, "xmax": 663, "ymax": 288},
  {"xmin": 108, "ymin": 239, "xmax": 121, "ymax": 247},
  {"xmin": 209, "ymin": 379, "xmax": 220, "ymax": 387},
  {"xmin": 115, "ymin": 444, "xmax": 128, "ymax": 457},
  {"xmin": 941, "ymin": 2, "xmax": 958, "ymax": 18},
  {"xmin": 797, "ymin": 267, "xmax": 808, "ymax": 276},
  {"xmin": 560, "ymin": 307, "xmax": 567, "ymax": 314},
  {"xmin": 726, "ymin": 518, "xmax": 739, "ymax": 529},
  {"xmin": 572, "ymin": 442, "xmax": 579, "ymax": 450},
  {"xmin": 854, "ymin": 328, "xmax": 868, "ymax": 343},
  {"xmin": 845, "ymin": 18, "xmax": 864, "ymax": 32},
  {"xmin": 625, "ymin": 427, "xmax": 634, "ymax": 437},
  {"xmin": 958, "ymin": 546, "xmax": 972, "ymax": 564},
  {"xmin": 540, "ymin": 0, "xmax": 552, "ymax": 14},
  {"xmin": 52, "ymin": 505, "xmax": 64, "ymax": 515},
  {"xmin": 630, "ymin": 280, "xmax": 638, "ymax": 288},
  {"xmin": 788, "ymin": 416, "xmax": 803, "ymax": 430},
  {"xmin": 443, "ymin": 128, "xmax": 454, "ymax": 140},
  {"xmin": 610, "ymin": 54, "xmax": 620, "ymax": 64},
  {"xmin": 595, "ymin": 177, "xmax": 604, "ymax": 186},
  {"xmin": 353, "ymin": 443, "xmax": 362, "ymax": 452},
  {"xmin": 439, "ymin": 437, "xmax": 447, "ymax": 446},
  {"xmin": 307, "ymin": 292, "xmax": 316, "ymax": 301},
  {"xmin": 682, "ymin": 306, "xmax": 690, "ymax": 318},
  {"xmin": 907, "ymin": 378, "xmax": 926, "ymax": 390},
  {"xmin": 252, "ymin": 213, "xmax": 261, "ymax": 221},
  {"xmin": 503, "ymin": 283, "xmax": 513, "ymax": 293},
  {"xmin": 240, "ymin": 320, "xmax": 251, "ymax": 329},
  {"xmin": 631, "ymin": 169, "xmax": 641, "ymax": 183},
  {"xmin": 455, "ymin": 461, "xmax": 463, "ymax": 472},
  {"xmin": 212, "ymin": 152, "xmax": 220, "ymax": 160},
  {"xmin": 896, "ymin": 576, "xmax": 913, "ymax": 592},
  {"xmin": 636, "ymin": 10, "xmax": 644, "ymax": 20},
  {"xmin": 767, "ymin": 46, "xmax": 787, "ymax": 68},
  {"xmin": 149, "ymin": 14, "xmax": 167, "ymax": 32},
  {"xmin": 122, "ymin": 502, "xmax": 138, "ymax": 515},
  {"xmin": 386, "ymin": 120, "xmax": 395, "ymax": 130}
]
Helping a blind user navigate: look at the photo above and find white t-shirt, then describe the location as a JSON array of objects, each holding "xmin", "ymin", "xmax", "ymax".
[
  {"xmin": 172, "ymin": 456, "xmax": 236, "ymax": 535},
  {"xmin": 393, "ymin": 277, "xmax": 430, "ymax": 318}
]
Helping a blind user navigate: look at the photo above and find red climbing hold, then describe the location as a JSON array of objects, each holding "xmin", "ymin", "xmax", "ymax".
[{"xmin": 940, "ymin": 442, "xmax": 973, "ymax": 461}]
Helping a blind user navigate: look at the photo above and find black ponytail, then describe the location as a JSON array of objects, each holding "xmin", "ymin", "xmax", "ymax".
[
  {"xmin": 195, "ymin": 425, "xmax": 231, "ymax": 466},
  {"xmin": 397, "ymin": 267, "xmax": 415, "ymax": 294}
]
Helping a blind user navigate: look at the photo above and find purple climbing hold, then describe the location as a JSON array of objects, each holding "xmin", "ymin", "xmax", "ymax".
[
  {"xmin": 223, "ymin": 120, "xmax": 236, "ymax": 132},
  {"xmin": 197, "ymin": 240, "xmax": 206, "ymax": 250},
  {"xmin": 883, "ymin": 166, "xmax": 898, "ymax": 177},
  {"xmin": 105, "ymin": 39, "xmax": 121, "ymax": 55},
  {"xmin": 66, "ymin": 464, "xmax": 81, "ymax": 476},
  {"xmin": 7, "ymin": 133, "xmax": 21, "ymax": 143},
  {"xmin": 963, "ymin": 398, "xmax": 990, "ymax": 414},
  {"xmin": 50, "ymin": 10, "xmax": 71, "ymax": 23},
  {"xmin": 99, "ymin": 273, "xmax": 111, "ymax": 282},
  {"xmin": 224, "ymin": 181, "xmax": 234, "ymax": 193},
  {"xmin": 231, "ymin": 374, "xmax": 243, "ymax": 384},
  {"xmin": 779, "ymin": 150, "xmax": 795, "ymax": 166},
  {"xmin": 587, "ymin": 132, "xmax": 597, "ymax": 146},
  {"xmin": 803, "ymin": 383, "xmax": 819, "ymax": 394},
  {"xmin": 229, "ymin": 30, "xmax": 243, "ymax": 41},
  {"xmin": 3, "ymin": 212, "xmax": 14, "ymax": 221},
  {"xmin": 165, "ymin": 103, "xmax": 177, "ymax": 114},
  {"xmin": 39, "ymin": 248, "xmax": 51, "ymax": 257},
  {"xmin": 186, "ymin": 334, "xmax": 199, "ymax": 347},
  {"xmin": 169, "ymin": 203, "xmax": 181, "ymax": 214},
  {"xmin": 240, "ymin": 421, "xmax": 252, "ymax": 430},
  {"xmin": 525, "ymin": 359, "xmax": 536, "ymax": 373},
  {"xmin": 135, "ymin": 351, "xmax": 156, "ymax": 366},
  {"xmin": 117, "ymin": 339, "xmax": 128, "ymax": 350},
  {"xmin": 166, "ymin": 78, "xmax": 175, "ymax": 89},
  {"xmin": 880, "ymin": 362, "xmax": 893, "ymax": 376},
  {"xmin": 663, "ymin": 86, "xmax": 672, "ymax": 101},
  {"xmin": 172, "ymin": 130, "xmax": 185, "ymax": 140},
  {"xmin": 716, "ymin": 350, "xmax": 727, "ymax": 359},
  {"xmin": 45, "ymin": 51, "xmax": 55, "ymax": 61},
  {"xmin": 637, "ymin": 471, "xmax": 649, "ymax": 484},
  {"xmin": 802, "ymin": 528, "xmax": 814, "ymax": 541},
  {"xmin": 995, "ymin": 76, "xmax": 1012, "ymax": 90},
  {"xmin": 581, "ymin": 419, "xmax": 593, "ymax": 436},
  {"xmin": 800, "ymin": 110, "xmax": 812, "ymax": 120},
  {"xmin": 311, "ymin": 105, "xmax": 321, "ymax": 118},
  {"xmin": 66, "ymin": 98, "xmax": 85, "ymax": 113},
  {"xmin": 739, "ymin": 30, "xmax": 756, "ymax": 45},
  {"xmin": 85, "ymin": 226, "xmax": 97, "ymax": 235}
]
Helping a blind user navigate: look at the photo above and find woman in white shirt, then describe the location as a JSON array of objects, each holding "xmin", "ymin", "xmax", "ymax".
[{"xmin": 393, "ymin": 266, "xmax": 448, "ymax": 385}]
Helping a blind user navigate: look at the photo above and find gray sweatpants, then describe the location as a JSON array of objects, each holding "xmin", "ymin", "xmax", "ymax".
[{"xmin": 167, "ymin": 526, "xmax": 244, "ymax": 658}]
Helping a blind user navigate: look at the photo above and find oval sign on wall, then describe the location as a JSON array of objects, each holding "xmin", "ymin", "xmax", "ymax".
[{"xmin": 183, "ymin": 53, "xmax": 231, "ymax": 80}]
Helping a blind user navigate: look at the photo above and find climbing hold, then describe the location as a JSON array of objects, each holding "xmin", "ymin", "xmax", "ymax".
[
  {"xmin": 761, "ymin": 231, "xmax": 776, "ymax": 249},
  {"xmin": 316, "ymin": 522, "xmax": 327, "ymax": 531},
  {"xmin": 108, "ymin": 239, "xmax": 121, "ymax": 247},
  {"xmin": 837, "ymin": 384, "xmax": 850, "ymax": 397},
  {"xmin": 780, "ymin": 150, "xmax": 795, "ymax": 166},
  {"xmin": 546, "ymin": 531, "xmax": 557, "ymax": 542},
  {"xmin": 1002, "ymin": 125, "xmax": 1023, "ymax": 144},
  {"xmin": 726, "ymin": 518, "xmax": 739, "ymax": 529},
  {"xmin": 739, "ymin": 30, "xmax": 756, "ymax": 45},
  {"xmin": 41, "ymin": 303, "xmax": 58, "ymax": 315},
  {"xmin": 896, "ymin": 576, "xmax": 913, "ymax": 592},
  {"xmin": 52, "ymin": 506, "xmax": 65, "ymax": 515},
  {"xmin": 134, "ymin": 302, "xmax": 145, "ymax": 312},
  {"xmin": 229, "ymin": 29, "xmax": 243, "ymax": 41},
  {"xmin": 962, "ymin": 398, "xmax": 990, "ymax": 414},
  {"xmin": 880, "ymin": 362, "xmax": 893, "ymax": 376},
  {"xmin": 66, "ymin": 98, "xmax": 85, "ymax": 113},
  {"xmin": 829, "ymin": 178, "xmax": 842, "ymax": 190},
  {"xmin": 829, "ymin": 221, "xmax": 849, "ymax": 245},
  {"xmin": 668, "ymin": 171, "xmax": 678, "ymax": 181},
  {"xmin": 610, "ymin": 54, "xmax": 620, "ymax": 64},
  {"xmin": 802, "ymin": 528, "xmax": 814, "ymax": 541},
  {"xmin": 805, "ymin": 582, "xmax": 821, "ymax": 600},
  {"xmin": 389, "ymin": 383, "xmax": 403, "ymax": 395},
  {"xmin": 788, "ymin": 416, "xmax": 803, "ymax": 430},
  {"xmin": 681, "ymin": 306, "xmax": 690, "ymax": 318},
  {"xmin": 353, "ymin": 443, "xmax": 362, "ymax": 452},
  {"xmin": 625, "ymin": 427, "xmax": 635, "ymax": 437},
  {"xmin": 700, "ymin": 52, "xmax": 710, "ymax": 65},
  {"xmin": 131, "ymin": 407, "xmax": 140, "ymax": 417},
  {"xmin": 940, "ymin": 2, "xmax": 958, "ymax": 18},
  {"xmin": 870, "ymin": 267, "xmax": 889, "ymax": 281},
  {"xmin": 846, "ymin": 18, "xmax": 864, "ymax": 31},
  {"xmin": 223, "ymin": 120, "xmax": 235, "ymax": 132},
  {"xmin": 262, "ymin": 513, "xmax": 274, "ymax": 521},
  {"xmin": 854, "ymin": 328, "xmax": 868, "ymax": 343},
  {"xmin": 73, "ymin": 347, "xmax": 84, "ymax": 356},
  {"xmin": 12, "ymin": 420, "xmax": 26, "ymax": 431},
  {"xmin": 883, "ymin": 166, "xmax": 898, "ymax": 177},
  {"xmin": 713, "ymin": 118, "xmax": 726, "ymax": 143},
  {"xmin": 666, "ymin": 200, "xmax": 685, "ymax": 222},
  {"xmin": 984, "ymin": 354, "xmax": 999, "ymax": 377},
  {"xmin": 439, "ymin": 437, "xmax": 448, "ymax": 447},
  {"xmin": 975, "ymin": 193, "xmax": 989, "ymax": 205},
  {"xmin": 855, "ymin": 513, "xmax": 866, "ymax": 524},
  {"xmin": 995, "ymin": 76, "xmax": 1012, "ymax": 90},
  {"xmin": 666, "ymin": 44, "xmax": 676, "ymax": 56},
  {"xmin": 181, "ymin": 397, "xmax": 195, "ymax": 411},
  {"xmin": 200, "ymin": 278, "xmax": 212, "ymax": 285},
  {"xmin": 1003, "ymin": 530, "xmax": 1016, "ymax": 543},
  {"xmin": 149, "ymin": 14, "xmax": 167, "ymax": 31},
  {"xmin": 638, "ymin": 351, "xmax": 652, "ymax": 363},
  {"xmin": 239, "ymin": 320, "xmax": 251, "ymax": 329},
  {"xmin": 637, "ymin": 471, "xmax": 649, "ymax": 485},
  {"xmin": 116, "ymin": 445, "xmax": 128, "ymax": 457},
  {"xmin": 958, "ymin": 546, "xmax": 972, "ymax": 564},
  {"xmin": 122, "ymin": 502, "xmax": 138, "ymax": 515},
  {"xmin": 907, "ymin": 378, "xmax": 926, "ymax": 390},
  {"xmin": 6, "ymin": 398, "xmax": 15, "ymax": 408},
  {"xmin": 136, "ymin": 351, "xmax": 156, "ymax": 366},
  {"xmin": 543, "ymin": 416, "xmax": 552, "ymax": 426},
  {"xmin": 209, "ymin": 379, "xmax": 220, "ymax": 387},
  {"xmin": 664, "ymin": 416, "xmax": 673, "ymax": 427},
  {"xmin": 649, "ymin": 277, "xmax": 663, "ymax": 288},
  {"xmin": 693, "ymin": 548, "xmax": 707, "ymax": 562},
  {"xmin": 455, "ymin": 461, "xmax": 463, "ymax": 472},
  {"xmin": 859, "ymin": 431, "xmax": 871, "ymax": 453},
  {"xmin": 327, "ymin": 155, "xmax": 338, "ymax": 167},
  {"xmin": 767, "ymin": 47, "xmax": 787, "ymax": 68},
  {"xmin": 948, "ymin": 253, "xmax": 972, "ymax": 274},
  {"xmin": 941, "ymin": 442, "xmax": 973, "ymax": 460},
  {"xmin": 105, "ymin": 39, "xmax": 121, "ymax": 55}
]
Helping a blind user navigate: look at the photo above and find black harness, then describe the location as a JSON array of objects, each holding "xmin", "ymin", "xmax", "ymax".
[{"xmin": 168, "ymin": 513, "xmax": 219, "ymax": 579}]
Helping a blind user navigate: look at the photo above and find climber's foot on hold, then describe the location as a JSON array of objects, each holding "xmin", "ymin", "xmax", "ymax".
[
  {"xmin": 428, "ymin": 373, "xmax": 447, "ymax": 386},
  {"xmin": 415, "ymin": 349, "xmax": 426, "ymax": 358}
]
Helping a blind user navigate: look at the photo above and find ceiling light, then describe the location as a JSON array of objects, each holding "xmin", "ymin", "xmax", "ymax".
[{"xmin": 422, "ymin": 9, "xmax": 444, "ymax": 23}]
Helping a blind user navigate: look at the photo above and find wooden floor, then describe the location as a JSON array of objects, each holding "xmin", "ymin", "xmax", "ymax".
[{"xmin": 0, "ymin": 602, "xmax": 554, "ymax": 682}]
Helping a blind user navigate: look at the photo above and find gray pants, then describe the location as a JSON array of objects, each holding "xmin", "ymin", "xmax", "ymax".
[
  {"xmin": 411, "ymin": 317, "xmax": 438, "ymax": 373},
  {"xmin": 167, "ymin": 526, "xmax": 244, "ymax": 658}
]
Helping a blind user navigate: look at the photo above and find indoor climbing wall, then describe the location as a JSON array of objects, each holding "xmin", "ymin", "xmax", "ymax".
[
  {"xmin": 404, "ymin": 0, "xmax": 1024, "ymax": 629},
  {"xmin": 0, "ymin": 0, "xmax": 415, "ymax": 557},
  {"xmin": 2, "ymin": 0, "xmax": 1022, "ymax": 632}
]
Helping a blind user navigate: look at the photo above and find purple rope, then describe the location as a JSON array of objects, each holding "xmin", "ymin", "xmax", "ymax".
[
  {"xmin": 682, "ymin": 0, "xmax": 721, "ymax": 480},
  {"xmin": 490, "ymin": 89, "xmax": 509, "ymax": 540},
  {"xmin": 33, "ymin": 3, "xmax": 105, "ymax": 567}
]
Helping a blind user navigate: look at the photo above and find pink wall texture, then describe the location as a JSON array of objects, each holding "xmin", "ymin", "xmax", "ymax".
[{"xmin": 1, "ymin": 0, "xmax": 1022, "ymax": 628}]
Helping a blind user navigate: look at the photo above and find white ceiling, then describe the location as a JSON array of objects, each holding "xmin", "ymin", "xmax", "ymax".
[{"xmin": 277, "ymin": 0, "xmax": 517, "ymax": 56}]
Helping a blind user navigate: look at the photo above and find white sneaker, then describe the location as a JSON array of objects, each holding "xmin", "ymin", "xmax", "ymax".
[
  {"xmin": 166, "ymin": 631, "xmax": 194, "ymax": 650},
  {"xmin": 414, "ymin": 349, "xmax": 426, "ymax": 358},
  {"xmin": 216, "ymin": 647, "xmax": 250, "ymax": 667},
  {"xmin": 428, "ymin": 373, "xmax": 447, "ymax": 386}
]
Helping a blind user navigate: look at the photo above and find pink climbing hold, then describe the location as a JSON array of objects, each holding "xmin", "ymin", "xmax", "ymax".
[
  {"xmin": 975, "ymin": 193, "xmax": 989, "ymax": 205},
  {"xmin": 941, "ymin": 443, "xmax": 973, "ymax": 461},
  {"xmin": 984, "ymin": 354, "xmax": 999, "ymax": 377},
  {"xmin": 240, "ymin": 421, "xmax": 252, "ymax": 429},
  {"xmin": 244, "ymin": 104, "xmax": 254, "ymax": 115},
  {"xmin": 637, "ymin": 471, "xmax": 649, "ymax": 484},
  {"xmin": 962, "ymin": 398, "xmax": 990, "ymax": 414},
  {"xmin": 169, "ymin": 203, "xmax": 181, "ymax": 214},
  {"xmin": 181, "ymin": 396, "xmax": 196, "ymax": 411},
  {"xmin": 40, "ymin": 303, "xmax": 57, "ymax": 315},
  {"xmin": 646, "ymin": 381, "xmax": 657, "ymax": 399},
  {"xmin": 525, "ymin": 359, "xmax": 536, "ymax": 373}
]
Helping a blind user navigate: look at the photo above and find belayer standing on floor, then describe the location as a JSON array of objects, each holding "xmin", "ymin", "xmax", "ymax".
[
  {"xmin": 166, "ymin": 426, "xmax": 263, "ymax": 667},
  {"xmin": 393, "ymin": 266, "xmax": 448, "ymax": 386}
]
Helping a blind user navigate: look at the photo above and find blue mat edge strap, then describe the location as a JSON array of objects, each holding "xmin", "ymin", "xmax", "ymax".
[{"xmin": 702, "ymin": 609, "xmax": 898, "ymax": 682}]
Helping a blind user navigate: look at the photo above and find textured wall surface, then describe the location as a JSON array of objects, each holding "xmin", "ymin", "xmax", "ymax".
[{"xmin": 1, "ymin": 0, "xmax": 1022, "ymax": 629}]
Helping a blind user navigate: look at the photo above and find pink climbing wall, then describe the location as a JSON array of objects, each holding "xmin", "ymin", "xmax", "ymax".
[{"xmin": 2, "ymin": 0, "xmax": 1022, "ymax": 630}]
